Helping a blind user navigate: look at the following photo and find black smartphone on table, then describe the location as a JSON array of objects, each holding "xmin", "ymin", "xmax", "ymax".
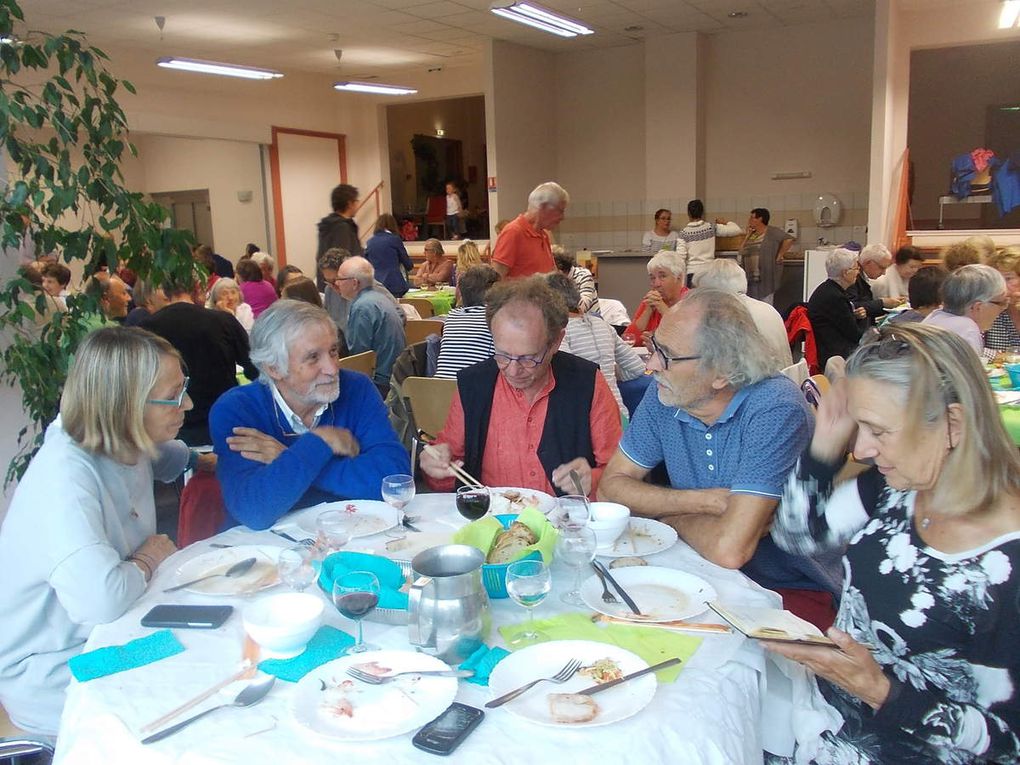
[
  {"xmin": 140, "ymin": 604, "xmax": 233, "ymax": 629},
  {"xmin": 411, "ymin": 702, "xmax": 485, "ymax": 756}
]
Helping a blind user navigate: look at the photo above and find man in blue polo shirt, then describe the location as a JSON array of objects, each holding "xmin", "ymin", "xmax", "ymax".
[{"xmin": 599, "ymin": 289, "xmax": 841, "ymax": 627}]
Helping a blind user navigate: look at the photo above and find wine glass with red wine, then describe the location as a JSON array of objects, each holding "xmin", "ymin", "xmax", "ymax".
[
  {"xmin": 332, "ymin": 571, "xmax": 381, "ymax": 653},
  {"xmin": 456, "ymin": 485, "xmax": 491, "ymax": 521}
]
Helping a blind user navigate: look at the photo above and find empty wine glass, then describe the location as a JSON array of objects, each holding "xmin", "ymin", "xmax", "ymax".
[
  {"xmin": 505, "ymin": 559, "xmax": 551, "ymax": 646},
  {"xmin": 555, "ymin": 526, "xmax": 597, "ymax": 605},
  {"xmin": 315, "ymin": 510, "xmax": 352, "ymax": 558},
  {"xmin": 555, "ymin": 494, "xmax": 591, "ymax": 530},
  {"xmin": 456, "ymin": 485, "xmax": 490, "ymax": 521},
  {"xmin": 332, "ymin": 571, "xmax": 381, "ymax": 653},
  {"xmin": 382, "ymin": 474, "xmax": 416, "ymax": 539},
  {"xmin": 276, "ymin": 544, "xmax": 317, "ymax": 592}
]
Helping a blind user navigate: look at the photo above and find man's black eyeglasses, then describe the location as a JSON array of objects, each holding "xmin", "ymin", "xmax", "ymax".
[{"xmin": 650, "ymin": 336, "xmax": 701, "ymax": 369}]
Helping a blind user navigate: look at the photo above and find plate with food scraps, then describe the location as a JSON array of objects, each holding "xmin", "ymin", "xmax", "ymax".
[
  {"xmin": 596, "ymin": 517, "xmax": 678, "ymax": 558},
  {"xmin": 487, "ymin": 640, "xmax": 654, "ymax": 728},
  {"xmin": 295, "ymin": 500, "xmax": 400, "ymax": 539},
  {"xmin": 291, "ymin": 650, "xmax": 458, "ymax": 741},
  {"xmin": 581, "ymin": 566, "xmax": 716, "ymax": 623},
  {"xmin": 172, "ymin": 545, "xmax": 280, "ymax": 596},
  {"xmin": 489, "ymin": 487, "xmax": 557, "ymax": 516}
]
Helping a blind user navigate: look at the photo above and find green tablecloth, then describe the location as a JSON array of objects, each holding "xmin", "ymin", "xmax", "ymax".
[
  {"xmin": 1000, "ymin": 406, "xmax": 1020, "ymax": 446},
  {"xmin": 405, "ymin": 288, "xmax": 456, "ymax": 316}
]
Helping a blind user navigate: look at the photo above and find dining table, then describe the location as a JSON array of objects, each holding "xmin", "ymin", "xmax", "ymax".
[
  {"xmin": 53, "ymin": 493, "xmax": 808, "ymax": 765},
  {"xmin": 404, "ymin": 287, "xmax": 456, "ymax": 316}
]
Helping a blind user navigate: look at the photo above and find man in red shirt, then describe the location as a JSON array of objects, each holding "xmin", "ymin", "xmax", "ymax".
[
  {"xmin": 491, "ymin": 182, "xmax": 569, "ymax": 279},
  {"xmin": 420, "ymin": 276, "xmax": 620, "ymax": 498}
]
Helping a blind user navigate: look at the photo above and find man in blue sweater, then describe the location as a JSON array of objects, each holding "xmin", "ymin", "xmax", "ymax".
[{"xmin": 210, "ymin": 299, "xmax": 409, "ymax": 530}]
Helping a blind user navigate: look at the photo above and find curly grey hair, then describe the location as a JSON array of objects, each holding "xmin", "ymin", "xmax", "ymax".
[
  {"xmin": 682, "ymin": 289, "xmax": 780, "ymax": 389},
  {"xmin": 693, "ymin": 259, "xmax": 747, "ymax": 294},
  {"xmin": 249, "ymin": 299, "xmax": 336, "ymax": 379},
  {"xmin": 526, "ymin": 182, "xmax": 569, "ymax": 211},
  {"xmin": 647, "ymin": 249, "xmax": 686, "ymax": 279},
  {"xmin": 825, "ymin": 248, "xmax": 858, "ymax": 279}
]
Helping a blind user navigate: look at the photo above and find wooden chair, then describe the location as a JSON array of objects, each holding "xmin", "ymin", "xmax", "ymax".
[
  {"xmin": 404, "ymin": 319, "xmax": 444, "ymax": 347},
  {"xmin": 400, "ymin": 297, "xmax": 435, "ymax": 318},
  {"xmin": 423, "ymin": 195, "xmax": 447, "ymax": 239},
  {"xmin": 337, "ymin": 350, "xmax": 377, "ymax": 378},
  {"xmin": 402, "ymin": 376, "xmax": 457, "ymax": 475}
]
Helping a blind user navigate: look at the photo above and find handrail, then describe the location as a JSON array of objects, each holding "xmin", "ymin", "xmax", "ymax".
[{"xmin": 355, "ymin": 181, "xmax": 384, "ymax": 243}]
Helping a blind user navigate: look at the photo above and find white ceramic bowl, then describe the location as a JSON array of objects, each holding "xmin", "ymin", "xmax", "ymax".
[
  {"xmin": 588, "ymin": 502, "xmax": 631, "ymax": 549},
  {"xmin": 243, "ymin": 592, "xmax": 324, "ymax": 658}
]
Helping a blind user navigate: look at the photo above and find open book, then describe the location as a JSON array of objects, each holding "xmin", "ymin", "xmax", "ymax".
[{"xmin": 709, "ymin": 603, "xmax": 837, "ymax": 647}]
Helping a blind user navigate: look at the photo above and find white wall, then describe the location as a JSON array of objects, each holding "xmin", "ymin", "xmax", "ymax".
[
  {"xmin": 130, "ymin": 135, "xmax": 268, "ymax": 264},
  {"xmin": 487, "ymin": 40, "xmax": 558, "ymax": 227}
]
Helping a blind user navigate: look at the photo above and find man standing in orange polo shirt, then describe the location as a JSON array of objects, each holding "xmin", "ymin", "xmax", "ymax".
[{"xmin": 491, "ymin": 182, "xmax": 569, "ymax": 279}]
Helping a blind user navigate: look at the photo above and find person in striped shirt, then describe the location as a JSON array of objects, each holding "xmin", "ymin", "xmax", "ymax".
[{"xmin": 434, "ymin": 265, "xmax": 500, "ymax": 379}]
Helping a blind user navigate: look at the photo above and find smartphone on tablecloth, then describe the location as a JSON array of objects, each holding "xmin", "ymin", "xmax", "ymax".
[
  {"xmin": 140, "ymin": 604, "xmax": 234, "ymax": 629},
  {"xmin": 412, "ymin": 703, "xmax": 485, "ymax": 756}
]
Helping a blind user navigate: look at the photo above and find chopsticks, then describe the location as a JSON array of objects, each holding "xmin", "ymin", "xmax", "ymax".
[
  {"xmin": 422, "ymin": 444, "xmax": 484, "ymax": 488},
  {"xmin": 139, "ymin": 637, "xmax": 260, "ymax": 734}
]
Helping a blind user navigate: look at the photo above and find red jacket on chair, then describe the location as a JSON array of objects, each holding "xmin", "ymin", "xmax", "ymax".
[
  {"xmin": 177, "ymin": 472, "xmax": 226, "ymax": 547},
  {"xmin": 784, "ymin": 305, "xmax": 821, "ymax": 376}
]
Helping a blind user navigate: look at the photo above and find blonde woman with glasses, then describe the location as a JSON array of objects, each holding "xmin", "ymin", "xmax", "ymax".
[
  {"xmin": 0, "ymin": 327, "xmax": 193, "ymax": 736},
  {"xmin": 767, "ymin": 323, "xmax": 1020, "ymax": 764}
]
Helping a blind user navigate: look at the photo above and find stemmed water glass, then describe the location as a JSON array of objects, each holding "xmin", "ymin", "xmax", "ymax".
[
  {"xmin": 556, "ymin": 526, "xmax": 598, "ymax": 605},
  {"xmin": 556, "ymin": 494, "xmax": 591, "ymax": 529},
  {"xmin": 505, "ymin": 559, "xmax": 552, "ymax": 646},
  {"xmin": 382, "ymin": 474, "xmax": 416, "ymax": 536},
  {"xmin": 332, "ymin": 571, "xmax": 381, "ymax": 653},
  {"xmin": 276, "ymin": 544, "xmax": 317, "ymax": 592},
  {"xmin": 315, "ymin": 510, "xmax": 352, "ymax": 559}
]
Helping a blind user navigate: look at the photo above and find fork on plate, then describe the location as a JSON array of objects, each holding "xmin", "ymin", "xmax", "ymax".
[
  {"xmin": 592, "ymin": 563, "xmax": 619, "ymax": 604},
  {"xmin": 345, "ymin": 667, "xmax": 474, "ymax": 685},
  {"xmin": 484, "ymin": 658, "xmax": 582, "ymax": 708}
]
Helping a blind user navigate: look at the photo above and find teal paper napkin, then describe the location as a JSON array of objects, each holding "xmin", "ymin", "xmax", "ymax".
[
  {"xmin": 258, "ymin": 625, "xmax": 355, "ymax": 682},
  {"xmin": 318, "ymin": 551, "xmax": 409, "ymax": 611},
  {"xmin": 458, "ymin": 643, "xmax": 510, "ymax": 686},
  {"xmin": 69, "ymin": 629, "xmax": 184, "ymax": 682}
]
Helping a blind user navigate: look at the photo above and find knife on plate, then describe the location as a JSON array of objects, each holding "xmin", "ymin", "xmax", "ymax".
[
  {"xmin": 574, "ymin": 658, "xmax": 682, "ymax": 696},
  {"xmin": 592, "ymin": 559, "xmax": 642, "ymax": 616}
]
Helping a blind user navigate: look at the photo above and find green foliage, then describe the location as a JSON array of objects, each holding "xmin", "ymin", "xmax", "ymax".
[{"xmin": 0, "ymin": 0, "xmax": 196, "ymax": 483}]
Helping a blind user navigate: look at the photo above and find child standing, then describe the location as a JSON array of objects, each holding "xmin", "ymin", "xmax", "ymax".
[{"xmin": 445, "ymin": 182, "xmax": 466, "ymax": 240}]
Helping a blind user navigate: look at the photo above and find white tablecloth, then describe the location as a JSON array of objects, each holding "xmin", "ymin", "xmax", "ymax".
[{"xmin": 55, "ymin": 494, "xmax": 796, "ymax": 765}]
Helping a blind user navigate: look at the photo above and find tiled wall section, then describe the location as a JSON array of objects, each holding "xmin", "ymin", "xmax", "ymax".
[{"xmin": 556, "ymin": 192, "xmax": 870, "ymax": 253}]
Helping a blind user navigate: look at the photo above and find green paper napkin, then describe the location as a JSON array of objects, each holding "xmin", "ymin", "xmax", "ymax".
[
  {"xmin": 497, "ymin": 612, "xmax": 700, "ymax": 683},
  {"xmin": 318, "ymin": 551, "xmax": 408, "ymax": 610},
  {"xmin": 453, "ymin": 506, "xmax": 559, "ymax": 564},
  {"xmin": 69, "ymin": 629, "xmax": 184, "ymax": 682},
  {"xmin": 258, "ymin": 625, "xmax": 355, "ymax": 682}
]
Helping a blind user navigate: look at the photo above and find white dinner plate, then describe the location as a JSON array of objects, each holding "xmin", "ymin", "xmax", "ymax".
[
  {"xmin": 487, "ymin": 640, "xmax": 654, "ymax": 728},
  {"xmin": 596, "ymin": 517, "xmax": 678, "ymax": 558},
  {"xmin": 296, "ymin": 500, "xmax": 400, "ymax": 539},
  {"xmin": 581, "ymin": 566, "xmax": 717, "ymax": 623},
  {"xmin": 489, "ymin": 487, "xmax": 557, "ymax": 516},
  {"xmin": 291, "ymin": 650, "xmax": 458, "ymax": 741},
  {"xmin": 172, "ymin": 545, "xmax": 280, "ymax": 596}
]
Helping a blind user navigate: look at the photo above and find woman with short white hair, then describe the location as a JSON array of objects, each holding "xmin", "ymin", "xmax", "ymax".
[
  {"xmin": 0, "ymin": 327, "xmax": 190, "ymax": 734},
  {"xmin": 622, "ymin": 249, "xmax": 688, "ymax": 346},
  {"xmin": 207, "ymin": 277, "xmax": 255, "ymax": 332},
  {"xmin": 922, "ymin": 263, "xmax": 1008, "ymax": 356},
  {"xmin": 807, "ymin": 248, "xmax": 865, "ymax": 370}
]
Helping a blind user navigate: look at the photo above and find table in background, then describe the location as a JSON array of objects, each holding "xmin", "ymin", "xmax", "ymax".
[
  {"xmin": 404, "ymin": 288, "xmax": 455, "ymax": 316},
  {"xmin": 55, "ymin": 494, "xmax": 796, "ymax": 765}
]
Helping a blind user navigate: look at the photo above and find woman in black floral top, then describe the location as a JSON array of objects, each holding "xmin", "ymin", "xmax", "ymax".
[{"xmin": 769, "ymin": 323, "xmax": 1020, "ymax": 764}]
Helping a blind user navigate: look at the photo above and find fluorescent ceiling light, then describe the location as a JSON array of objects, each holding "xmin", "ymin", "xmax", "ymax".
[
  {"xmin": 155, "ymin": 56, "xmax": 283, "ymax": 80},
  {"xmin": 490, "ymin": 2, "xmax": 594, "ymax": 38},
  {"xmin": 1000, "ymin": 1, "xmax": 1020, "ymax": 28},
  {"xmin": 333, "ymin": 81, "xmax": 418, "ymax": 96}
]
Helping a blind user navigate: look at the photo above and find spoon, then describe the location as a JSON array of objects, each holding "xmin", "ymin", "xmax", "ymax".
[
  {"xmin": 141, "ymin": 675, "xmax": 276, "ymax": 744},
  {"xmin": 163, "ymin": 557, "xmax": 257, "ymax": 593}
]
